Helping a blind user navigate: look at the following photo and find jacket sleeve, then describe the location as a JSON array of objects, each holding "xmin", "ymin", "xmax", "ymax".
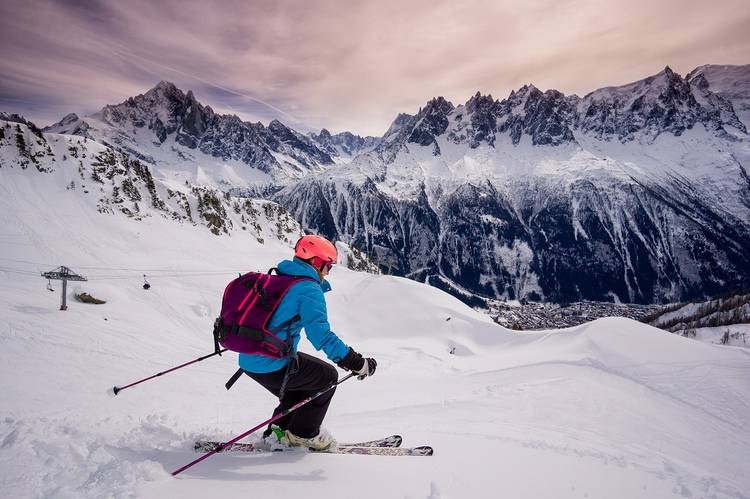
[{"xmin": 297, "ymin": 281, "xmax": 351, "ymax": 363}]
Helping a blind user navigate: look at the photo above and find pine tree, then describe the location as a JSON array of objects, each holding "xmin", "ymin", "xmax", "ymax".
[
  {"xmin": 28, "ymin": 122, "xmax": 44, "ymax": 140},
  {"xmin": 15, "ymin": 126, "xmax": 28, "ymax": 156}
]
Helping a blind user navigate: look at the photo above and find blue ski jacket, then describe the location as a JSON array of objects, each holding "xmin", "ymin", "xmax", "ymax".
[{"xmin": 238, "ymin": 257, "xmax": 351, "ymax": 373}]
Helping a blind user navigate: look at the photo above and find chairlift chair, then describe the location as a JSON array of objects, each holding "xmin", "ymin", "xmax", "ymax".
[{"xmin": 46, "ymin": 279, "xmax": 54, "ymax": 292}]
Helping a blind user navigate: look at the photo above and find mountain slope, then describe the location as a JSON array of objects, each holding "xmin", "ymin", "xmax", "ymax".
[
  {"xmin": 1, "ymin": 118, "xmax": 304, "ymax": 242},
  {"xmin": 0, "ymin": 159, "xmax": 749, "ymax": 497},
  {"xmin": 644, "ymin": 289, "xmax": 750, "ymax": 347},
  {"xmin": 274, "ymin": 131, "xmax": 750, "ymax": 303},
  {"xmin": 273, "ymin": 66, "xmax": 750, "ymax": 304}
]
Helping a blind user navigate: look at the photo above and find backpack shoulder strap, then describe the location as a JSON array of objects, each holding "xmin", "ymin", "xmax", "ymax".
[
  {"xmin": 267, "ymin": 267, "xmax": 316, "ymax": 283},
  {"xmin": 262, "ymin": 272, "xmax": 316, "ymax": 334}
]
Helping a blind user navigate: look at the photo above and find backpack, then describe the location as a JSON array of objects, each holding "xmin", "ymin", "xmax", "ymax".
[{"xmin": 213, "ymin": 269, "xmax": 314, "ymax": 359}]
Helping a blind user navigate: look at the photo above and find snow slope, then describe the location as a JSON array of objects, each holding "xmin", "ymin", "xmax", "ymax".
[{"xmin": 1, "ymin": 142, "xmax": 750, "ymax": 498}]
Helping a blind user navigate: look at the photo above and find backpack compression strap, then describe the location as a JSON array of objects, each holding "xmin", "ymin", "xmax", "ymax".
[{"xmin": 225, "ymin": 368, "xmax": 245, "ymax": 390}]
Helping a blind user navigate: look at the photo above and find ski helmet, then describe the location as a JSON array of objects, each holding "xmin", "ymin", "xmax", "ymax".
[{"xmin": 294, "ymin": 235, "xmax": 337, "ymax": 268}]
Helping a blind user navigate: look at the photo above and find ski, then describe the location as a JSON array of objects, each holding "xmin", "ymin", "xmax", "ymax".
[
  {"xmin": 195, "ymin": 434, "xmax": 402, "ymax": 453},
  {"xmin": 194, "ymin": 443, "xmax": 432, "ymax": 457},
  {"xmin": 327, "ymin": 445, "xmax": 433, "ymax": 456}
]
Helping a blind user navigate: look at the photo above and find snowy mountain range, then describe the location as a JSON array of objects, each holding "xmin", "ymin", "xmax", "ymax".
[
  {"xmin": 273, "ymin": 65, "xmax": 750, "ymax": 305},
  {"xmin": 41, "ymin": 82, "xmax": 378, "ymax": 180},
  {"xmin": 2, "ymin": 68, "xmax": 750, "ymax": 499},
  {"xmin": 4, "ymin": 63, "xmax": 750, "ymax": 306}
]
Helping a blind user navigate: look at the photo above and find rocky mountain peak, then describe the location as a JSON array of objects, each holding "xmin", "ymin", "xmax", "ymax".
[
  {"xmin": 0, "ymin": 112, "xmax": 34, "ymax": 126},
  {"xmin": 511, "ymin": 84, "xmax": 540, "ymax": 100},
  {"xmin": 96, "ymin": 80, "xmax": 193, "ymax": 144},
  {"xmin": 688, "ymin": 72, "xmax": 710, "ymax": 91},
  {"xmin": 685, "ymin": 64, "xmax": 750, "ymax": 131},
  {"xmin": 466, "ymin": 92, "xmax": 497, "ymax": 115},
  {"xmin": 420, "ymin": 96, "xmax": 455, "ymax": 117},
  {"xmin": 406, "ymin": 97, "xmax": 455, "ymax": 151},
  {"xmin": 459, "ymin": 92, "xmax": 500, "ymax": 148},
  {"xmin": 383, "ymin": 113, "xmax": 414, "ymax": 140},
  {"xmin": 576, "ymin": 67, "xmax": 709, "ymax": 141},
  {"xmin": 146, "ymin": 80, "xmax": 182, "ymax": 98},
  {"xmin": 686, "ymin": 68, "xmax": 748, "ymax": 134},
  {"xmin": 42, "ymin": 112, "xmax": 91, "ymax": 136},
  {"xmin": 268, "ymin": 119, "xmax": 287, "ymax": 132},
  {"xmin": 58, "ymin": 113, "xmax": 80, "ymax": 125},
  {"xmin": 176, "ymin": 89, "xmax": 213, "ymax": 148},
  {"xmin": 310, "ymin": 128, "xmax": 380, "ymax": 159},
  {"xmin": 493, "ymin": 84, "xmax": 576, "ymax": 146}
]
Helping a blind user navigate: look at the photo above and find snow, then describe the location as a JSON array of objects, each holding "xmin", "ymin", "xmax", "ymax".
[
  {"xmin": 494, "ymin": 239, "xmax": 540, "ymax": 300},
  {"xmin": 570, "ymin": 196, "xmax": 589, "ymax": 241},
  {"xmin": 680, "ymin": 324, "xmax": 750, "ymax": 348},
  {"xmin": 2, "ymin": 129, "xmax": 750, "ymax": 498}
]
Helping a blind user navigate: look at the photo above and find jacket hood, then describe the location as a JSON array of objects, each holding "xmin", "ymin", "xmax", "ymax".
[{"xmin": 278, "ymin": 258, "xmax": 332, "ymax": 292}]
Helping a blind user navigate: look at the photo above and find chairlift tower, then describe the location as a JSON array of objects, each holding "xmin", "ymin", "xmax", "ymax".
[{"xmin": 41, "ymin": 266, "xmax": 87, "ymax": 310}]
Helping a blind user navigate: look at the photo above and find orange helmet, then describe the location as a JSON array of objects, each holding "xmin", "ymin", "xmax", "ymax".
[{"xmin": 294, "ymin": 235, "xmax": 337, "ymax": 268}]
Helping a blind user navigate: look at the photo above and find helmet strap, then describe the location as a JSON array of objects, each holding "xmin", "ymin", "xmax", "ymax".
[{"xmin": 308, "ymin": 256, "xmax": 327, "ymax": 271}]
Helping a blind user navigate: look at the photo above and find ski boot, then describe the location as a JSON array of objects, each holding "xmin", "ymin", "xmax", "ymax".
[
  {"xmin": 285, "ymin": 427, "xmax": 337, "ymax": 451},
  {"xmin": 263, "ymin": 425, "xmax": 290, "ymax": 451}
]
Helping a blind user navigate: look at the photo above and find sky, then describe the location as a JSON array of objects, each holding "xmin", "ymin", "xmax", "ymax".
[{"xmin": 1, "ymin": 0, "xmax": 749, "ymax": 136}]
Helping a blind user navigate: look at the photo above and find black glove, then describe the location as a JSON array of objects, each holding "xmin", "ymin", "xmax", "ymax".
[
  {"xmin": 354, "ymin": 357, "xmax": 377, "ymax": 380},
  {"xmin": 337, "ymin": 348, "xmax": 377, "ymax": 380}
]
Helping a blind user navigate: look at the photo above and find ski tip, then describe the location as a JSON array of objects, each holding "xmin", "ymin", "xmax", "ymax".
[{"xmin": 413, "ymin": 446, "xmax": 434, "ymax": 456}]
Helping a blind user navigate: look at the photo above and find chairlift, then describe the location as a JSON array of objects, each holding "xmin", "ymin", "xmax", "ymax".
[
  {"xmin": 143, "ymin": 274, "xmax": 151, "ymax": 290},
  {"xmin": 46, "ymin": 279, "xmax": 55, "ymax": 292}
]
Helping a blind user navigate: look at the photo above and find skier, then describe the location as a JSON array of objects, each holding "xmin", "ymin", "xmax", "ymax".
[{"xmin": 239, "ymin": 234, "xmax": 377, "ymax": 450}]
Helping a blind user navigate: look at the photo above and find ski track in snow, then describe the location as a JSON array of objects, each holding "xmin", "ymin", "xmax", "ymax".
[{"xmin": 1, "ymin": 147, "xmax": 750, "ymax": 498}]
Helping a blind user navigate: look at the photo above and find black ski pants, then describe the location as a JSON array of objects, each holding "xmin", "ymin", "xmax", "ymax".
[{"xmin": 244, "ymin": 352, "xmax": 339, "ymax": 438}]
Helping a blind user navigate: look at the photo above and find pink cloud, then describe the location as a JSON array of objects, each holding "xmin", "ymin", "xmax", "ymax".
[{"xmin": 1, "ymin": 0, "xmax": 748, "ymax": 135}]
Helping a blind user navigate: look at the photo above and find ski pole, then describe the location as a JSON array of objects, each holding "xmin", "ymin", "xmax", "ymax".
[
  {"xmin": 110, "ymin": 349, "xmax": 228, "ymax": 396},
  {"xmin": 172, "ymin": 371, "xmax": 357, "ymax": 477}
]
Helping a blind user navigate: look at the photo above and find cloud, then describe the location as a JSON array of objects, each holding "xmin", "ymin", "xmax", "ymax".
[{"xmin": 1, "ymin": 0, "xmax": 748, "ymax": 135}]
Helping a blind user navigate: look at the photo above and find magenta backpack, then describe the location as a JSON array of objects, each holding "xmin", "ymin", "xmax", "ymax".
[{"xmin": 213, "ymin": 269, "xmax": 314, "ymax": 359}]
